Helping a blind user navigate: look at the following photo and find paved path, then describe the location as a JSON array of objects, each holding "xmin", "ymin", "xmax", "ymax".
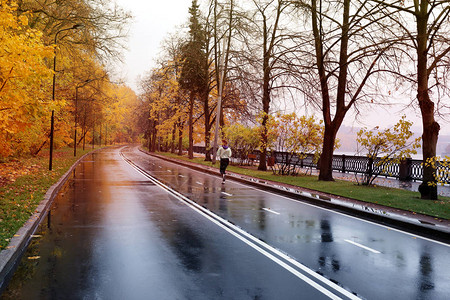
[{"xmin": 1, "ymin": 146, "xmax": 449, "ymax": 300}]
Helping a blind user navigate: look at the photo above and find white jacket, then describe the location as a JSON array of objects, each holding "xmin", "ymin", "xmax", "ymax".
[{"xmin": 217, "ymin": 146, "xmax": 232, "ymax": 159}]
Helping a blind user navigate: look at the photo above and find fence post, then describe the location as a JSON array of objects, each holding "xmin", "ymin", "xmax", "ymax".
[
  {"xmin": 342, "ymin": 154, "xmax": 346, "ymax": 173},
  {"xmin": 368, "ymin": 157, "xmax": 373, "ymax": 178},
  {"xmin": 399, "ymin": 158, "xmax": 412, "ymax": 181}
]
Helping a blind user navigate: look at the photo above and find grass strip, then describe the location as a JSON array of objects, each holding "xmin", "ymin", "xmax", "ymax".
[
  {"xmin": 0, "ymin": 148, "xmax": 92, "ymax": 250},
  {"xmin": 159, "ymin": 152, "xmax": 450, "ymax": 220}
]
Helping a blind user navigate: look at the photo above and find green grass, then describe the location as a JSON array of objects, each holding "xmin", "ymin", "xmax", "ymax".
[
  {"xmin": 159, "ymin": 152, "xmax": 450, "ymax": 220},
  {"xmin": 0, "ymin": 148, "xmax": 92, "ymax": 250}
]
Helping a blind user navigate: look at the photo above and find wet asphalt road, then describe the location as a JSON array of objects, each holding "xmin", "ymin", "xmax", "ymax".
[{"xmin": 1, "ymin": 146, "xmax": 449, "ymax": 299}]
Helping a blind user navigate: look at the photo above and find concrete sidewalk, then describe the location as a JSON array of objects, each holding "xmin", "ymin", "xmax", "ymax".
[{"xmin": 143, "ymin": 150, "xmax": 450, "ymax": 243}]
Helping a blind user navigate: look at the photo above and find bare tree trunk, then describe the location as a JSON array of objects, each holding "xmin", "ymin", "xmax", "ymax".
[
  {"xmin": 171, "ymin": 123, "xmax": 176, "ymax": 153},
  {"xmin": 204, "ymin": 90, "xmax": 212, "ymax": 161},
  {"xmin": 33, "ymin": 133, "xmax": 50, "ymax": 156},
  {"xmin": 313, "ymin": 0, "xmax": 350, "ymax": 181},
  {"xmin": 416, "ymin": 2, "xmax": 439, "ymax": 199},
  {"xmin": 188, "ymin": 91, "xmax": 195, "ymax": 159},
  {"xmin": 82, "ymin": 108, "xmax": 86, "ymax": 150},
  {"xmin": 151, "ymin": 119, "xmax": 157, "ymax": 152},
  {"xmin": 258, "ymin": 63, "xmax": 270, "ymax": 171},
  {"xmin": 178, "ymin": 118, "xmax": 183, "ymax": 156},
  {"xmin": 258, "ymin": 14, "xmax": 272, "ymax": 171},
  {"xmin": 147, "ymin": 119, "xmax": 152, "ymax": 151}
]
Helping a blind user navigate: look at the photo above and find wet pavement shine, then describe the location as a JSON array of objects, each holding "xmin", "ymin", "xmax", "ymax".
[{"xmin": 1, "ymin": 146, "xmax": 449, "ymax": 300}]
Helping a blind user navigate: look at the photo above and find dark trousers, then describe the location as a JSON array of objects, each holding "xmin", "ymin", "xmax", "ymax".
[{"xmin": 220, "ymin": 158, "xmax": 229, "ymax": 174}]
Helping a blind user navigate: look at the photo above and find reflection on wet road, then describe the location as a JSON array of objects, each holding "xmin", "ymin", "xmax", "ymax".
[
  {"xmin": 1, "ymin": 146, "xmax": 449, "ymax": 300},
  {"xmin": 1, "ymin": 147, "xmax": 332, "ymax": 300}
]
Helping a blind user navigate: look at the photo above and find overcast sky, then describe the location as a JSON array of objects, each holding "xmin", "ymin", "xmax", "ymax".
[
  {"xmin": 114, "ymin": 0, "xmax": 191, "ymax": 92},
  {"xmin": 112, "ymin": 0, "xmax": 449, "ymax": 139}
]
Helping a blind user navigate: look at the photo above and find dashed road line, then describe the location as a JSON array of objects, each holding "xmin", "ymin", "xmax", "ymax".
[
  {"xmin": 120, "ymin": 150, "xmax": 361, "ymax": 300},
  {"xmin": 263, "ymin": 208, "xmax": 281, "ymax": 215},
  {"xmin": 344, "ymin": 239, "xmax": 381, "ymax": 254}
]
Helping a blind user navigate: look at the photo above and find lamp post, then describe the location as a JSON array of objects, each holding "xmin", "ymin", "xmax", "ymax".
[
  {"xmin": 212, "ymin": 39, "xmax": 227, "ymax": 164},
  {"xmin": 49, "ymin": 24, "xmax": 82, "ymax": 170}
]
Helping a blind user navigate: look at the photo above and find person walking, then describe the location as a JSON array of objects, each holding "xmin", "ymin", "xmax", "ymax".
[{"xmin": 217, "ymin": 139, "xmax": 232, "ymax": 183}]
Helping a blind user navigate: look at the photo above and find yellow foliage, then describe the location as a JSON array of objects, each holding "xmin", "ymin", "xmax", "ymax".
[
  {"xmin": 356, "ymin": 115, "xmax": 421, "ymax": 161},
  {"xmin": 268, "ymin": 112, "xmax": 326, "ymax": 158},
  {"xmin": 356, "ymin": 116, "xmax": 421, "ymax": 185},
  {"xmin": 424, "ymin": 156, "xmax": 450, "ymax": 186},
  {"xmin": 0, "ymin": 1, "xmax": 53, "ymax": 157}
]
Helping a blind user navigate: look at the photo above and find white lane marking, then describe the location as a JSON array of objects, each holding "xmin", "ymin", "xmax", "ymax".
[
  {"xmin": 228, "ymin": 178, "xmax": 450, "ymax": 248},
  {"xmin": 344, "ymin": 239, "xmax": 381, "ymax": 254},
  {"xmin": 221, "ymin": 192, "xmax": 233, "ymax": 196},
  {"xmin": 121, "ymin": 152, "xmax": 359, "ymax": 300},
  {"xmin": 196, "ymin": 181, "xmax": 203, "ymax": 185},
  {"xmin": 263, "ymin": 208, "xmax": 281, "ymax": 215},
  {"xmin": 135, "ymin": 148, "xmax": 450, "ymax": 248}
]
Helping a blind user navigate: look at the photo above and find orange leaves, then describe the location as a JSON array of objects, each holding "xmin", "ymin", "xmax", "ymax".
[
  {"xmin": 0, "ymin": 160, "xmax": 41, "ymax": 187},
  {"xmin": 1, "ymin": 1, "xmax": 53, "ymax": 158}
]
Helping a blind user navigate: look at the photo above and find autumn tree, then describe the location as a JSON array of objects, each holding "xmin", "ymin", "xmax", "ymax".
[
  {"xmin": 223, "ymin": 123, "xmax": 260, "ymax": 165},
  {"xmin": 18, "ymin": 0, "xmax": 131, "ymax": 61},
  {"xmin": 374, "ymin": 0, "xmax": 450, "ymax": 199},
  {"xmin": 17, "ymin": 0, "xmax": 131, "ymax": 155},
  {"xmin": 270, "ymin": 113, "xmax": 324, "ymax": 175},
  {"xmin": 0, "ymin": 0, "xmax": 53, "ymax": 157},
  {"xmin": 295, "ymin": 0, "xmax": 396, "ymax": 181},
  {"xmin": 160, "ymin": 34, "xmax": 188, "ymax": 154},
  {"xmin": 356, "ymin": 116, "xmax": 421, "ymax": 186},
  {"xmin": 239, "ymin": 0, "xmax": 294, "ymax": 171}
]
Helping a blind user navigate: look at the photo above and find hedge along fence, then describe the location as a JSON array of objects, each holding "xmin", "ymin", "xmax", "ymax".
[{"xmin": 192, "ymin": 146, "xmax": 450, "ymax": 184}]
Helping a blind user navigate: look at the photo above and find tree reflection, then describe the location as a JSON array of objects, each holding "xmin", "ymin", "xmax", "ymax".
[
  {"xmin": 318, "ymin": 220, "xmax": 341, "ymax": 273},
  {"xmin": 417, "ymin": 251, "xmax": 435, "ymax": 297}
]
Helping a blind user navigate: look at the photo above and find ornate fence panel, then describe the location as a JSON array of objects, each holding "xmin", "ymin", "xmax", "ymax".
[
  {"xmin": 193, "ymin": 146, "xmax": 449, "ymax": 184},
  {"xmin": 437, "ymin": 161, "xmax": 450, "ymax": 183},
  {"xmin": 409, "ymin": 160, "xmax": 423, "ymax": 181}
]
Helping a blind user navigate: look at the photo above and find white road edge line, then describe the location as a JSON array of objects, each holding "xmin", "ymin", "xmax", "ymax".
[
  {"xmin": 229, "ymin": 176, "xmax": 450, "ymax": 248},
  {"xmin": 344, "ymin": 240, "xmax": 381, "ymax": 254},
  {"xmin": 120, "ymin": 151, "xmax": 360, "ymax": 300},
  {"xmin": 139, "ymin": 148, "xmax": 449, "ymax": 248},
  {"xmin": 221, "ymin": 192, "xmax": 233, "ymax": 196},
  {"xmin": 263, "ymin": 208, "xmax": 281, "ymax": 215}
]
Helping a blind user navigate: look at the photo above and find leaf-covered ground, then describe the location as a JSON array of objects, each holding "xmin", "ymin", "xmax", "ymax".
[{"xmin": 0, "ymin": 149, "xmax": 91, "ymax": 250}]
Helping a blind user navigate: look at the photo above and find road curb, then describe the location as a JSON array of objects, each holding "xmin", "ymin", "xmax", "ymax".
[
  {"xmin": 140, "ymin": 149, "xmax": 450, "ymax": 244},
  {"xmin": 0, "ymin": 150, "xmax": 97, "ymax": 288}
]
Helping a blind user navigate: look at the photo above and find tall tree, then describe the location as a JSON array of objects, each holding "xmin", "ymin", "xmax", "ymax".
[
  {"xmin": 298, "ymin": 0, "xmax": 394, "ymax": 181},
  {"xmin": 235, "ymin": 0, "xmax": 292, "ymax": 171},
  {"xmin": 179, "ymin": 0, "xmax": 208, "ymax": 159},
  {"xmin": 376, "ymin": 0, "xmax": 450, "ymax": 199}
]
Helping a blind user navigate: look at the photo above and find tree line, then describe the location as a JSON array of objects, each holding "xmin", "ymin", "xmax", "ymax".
[
  {"xmin": 0, "ymin": 0, "xmax": 138, "ymax": 160},
  {"xmin": 136, "ymin": 0, "xmax": 449, "ymax": 201}
]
